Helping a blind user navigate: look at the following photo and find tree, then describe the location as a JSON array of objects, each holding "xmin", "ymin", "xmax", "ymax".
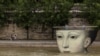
[
  {"xmin": 15, "ymin": 0, "xmax": 37, "ymax": 39},
  {"xmin": 0, "ymin": 0, "xmax": 18, "ymax": 27},
  {"xmin": 37, "ymin": 0, "xmax": 74, "ymax": 39},
  {"xmin": 16, "ymin": 0, "xmax": 74, "ymax": 39},
  {"xmin": 83, "ymin": 0, "xmax": 100, "ymax": 28},
  {"xmin": 0, "ymin": 0, "xmax": 74, "ymax": 40}
]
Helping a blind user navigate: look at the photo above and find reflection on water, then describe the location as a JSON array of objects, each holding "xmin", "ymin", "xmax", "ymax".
[{"xmin": 0, "ymin": 46, "xmax": 100, "ymax": 56}]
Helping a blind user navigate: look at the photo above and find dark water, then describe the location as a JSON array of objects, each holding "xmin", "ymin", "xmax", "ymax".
[{"xmin": 0, "ymin": 46, "xmax": 100, "ymax": 56}]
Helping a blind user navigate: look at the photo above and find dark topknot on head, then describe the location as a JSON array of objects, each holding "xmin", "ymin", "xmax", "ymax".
[{"xmin": 88, "ymin": 29, "xmax": 98, "ymax": 44}]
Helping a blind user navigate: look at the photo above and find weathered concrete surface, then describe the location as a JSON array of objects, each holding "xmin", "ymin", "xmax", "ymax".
[
  {"xmin": 0, "ymin": 40, "xmax": 99, "ymax": 47},
  {"xmin": 0, "ymin": 47, "xmax": 100, "ymax": 56},
  {"xmin": 0, "ymin": 40, "xmax": 57, "ymax": 47}
]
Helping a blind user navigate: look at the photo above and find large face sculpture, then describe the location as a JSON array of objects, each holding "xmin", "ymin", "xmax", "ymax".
[{"xmin": 56, "ymin": 30, "xmax": 91, "ymax": 53}]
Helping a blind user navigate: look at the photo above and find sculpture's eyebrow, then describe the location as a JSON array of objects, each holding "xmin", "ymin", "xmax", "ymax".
[
  {"xmin": 56, "ymin": 32, "xmax": 64, "ymax": 38},
  {"xmin": 68, "ymin": 32, "xmax": 80, "ymax": 38},
  {"xmin": 56, "ymin": 32, "xmax": 63, "ymax": 36}
]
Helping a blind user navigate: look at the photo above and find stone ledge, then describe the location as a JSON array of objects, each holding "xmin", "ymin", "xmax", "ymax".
[{"xmin": 0, "ymin": 40, "xmax": 99, "ymax": 47}]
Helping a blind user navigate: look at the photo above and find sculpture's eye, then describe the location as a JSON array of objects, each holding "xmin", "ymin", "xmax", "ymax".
[
  {"xmin": 57, "ymin": 36, "xmax": 62, "ymax": 38},
  {"xmin": 70, "ymin": 36, "xmax": 77, "ymax": 39}
]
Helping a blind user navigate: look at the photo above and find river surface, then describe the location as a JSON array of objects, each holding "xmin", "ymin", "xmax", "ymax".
[{"xmin": 0, "ymin": 46, "xmax": 100, "ymax": 56}]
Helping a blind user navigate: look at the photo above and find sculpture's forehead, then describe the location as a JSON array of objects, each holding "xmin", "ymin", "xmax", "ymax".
[
  {"xmin": 56, "ymin": 30, "xmax": 86, "ymax": 36},
  {"xmin": 56, "ymin": 30, "xmax": 84, "ymax": 33}
]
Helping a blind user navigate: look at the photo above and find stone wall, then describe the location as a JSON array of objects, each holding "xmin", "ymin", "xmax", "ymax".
[
  {"xmin": 0, "ymin": 24, "xmax": 53, "ymax": 40},
  {"xmin": 29, "ymin": 25, "xmax": 52, "ymax": 40},
  {"xmin": 0, "ymin": 24, "xmax": 27, "ymax": 40},
  {"xmin": 0, "ymin": 23, "xmax": 99, "ymax": 41}
]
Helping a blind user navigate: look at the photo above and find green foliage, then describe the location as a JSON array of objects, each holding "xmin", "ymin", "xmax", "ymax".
[
  {"xmin": 36, "ymin": 0, "xmax": 74, "ymax": 27},
  {"xmin": 83, "ymin": 0, "xmax": 100, "ymax": 28},
  {"xmin": 0, "ymin": 11, "xmax": 7, "ymax": 27},
  {"xmin": 0, "ymin": 0, "xmax": 15, "ymax": 28},
  {"xmin": 16, "ymin": 0, "xmax": 74, "ymax": 28},
  {"xmin": 0, "ymin": 0, "xmax": 74, "ymax": 28}
]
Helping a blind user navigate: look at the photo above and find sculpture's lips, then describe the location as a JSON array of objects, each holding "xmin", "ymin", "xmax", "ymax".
[
  {"xmin": 63, "ymin": 48, "xmax": 70, "ymax": 51},
  {"xmin": 64, "ymin": 51, "xmax": 70, "ymax": 53}
]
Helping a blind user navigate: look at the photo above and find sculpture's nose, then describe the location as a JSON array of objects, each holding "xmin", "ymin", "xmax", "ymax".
[
  {"xmin": 64, "ymin": 46, "xmax": 69, "ymax": 48},
  {"xmin": 63, "ymin": 37, "xmax": 69, "ymax": 48}
]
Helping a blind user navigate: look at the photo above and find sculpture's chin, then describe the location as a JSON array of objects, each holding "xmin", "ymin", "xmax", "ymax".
[
  {"xmin": 69, "ymin": 50, "xmax": 86, "ymax": 53},
  {"xmin": 63, "ymin": 51, "xmax": 70, "ymax": 53},
  {"xmin": 60, "ymin": 47, "xmax": 88, "ymax": 53}
]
